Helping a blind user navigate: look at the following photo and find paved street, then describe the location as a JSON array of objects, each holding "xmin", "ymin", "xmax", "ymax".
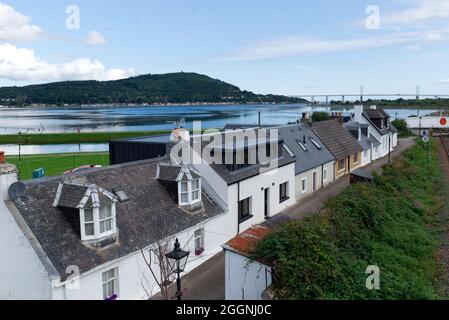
[{"xmin": 164, "ymin": 137, "xmax": 416, "ymax": 300}]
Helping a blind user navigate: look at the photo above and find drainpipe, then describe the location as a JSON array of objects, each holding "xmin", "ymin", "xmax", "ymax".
[{"xmin": 237, "ymin": 182, "xmax": 240, "ymax": 235}]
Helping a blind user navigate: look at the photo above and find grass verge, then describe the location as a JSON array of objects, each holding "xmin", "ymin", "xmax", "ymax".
[
  {"xmin": 7, "ymin": 152, "xmax": 110, "ymax": 180},
  {"xmin": 0, "ymin": 130, "xmax": 172, "ymax": 145}
]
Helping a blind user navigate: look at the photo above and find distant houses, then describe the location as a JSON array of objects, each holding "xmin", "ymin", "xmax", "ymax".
[{"xmin": 0, "ymin": 105, "xmax": 399, "ymax": 300}]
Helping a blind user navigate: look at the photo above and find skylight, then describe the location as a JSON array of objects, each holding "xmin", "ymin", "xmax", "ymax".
[
  {"xmin": 296, "ymin": 140, "xmax": 308, "ymax": 152},
  {"xmin": 113, "ymin": 189, "xmax": 129, "ymax": 202},
  {"xmin": 282, "ymin": 144, "xmax": 295, "ymax": 157},
  {"xmin": 309, "ymin": 137, "xmax": 322, "ymax": 150}
]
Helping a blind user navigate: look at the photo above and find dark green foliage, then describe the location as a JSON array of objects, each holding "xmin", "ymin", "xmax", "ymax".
[
  {"xmin": 255, "ymin": 140, "xmax": 446, "ymax": 299},
  {"xmin": 312, "ymin": 112, "xmax": 330, "ymax": 122},
  {"xmin": 0, "ymin": 72, "xmax": 306, "ymax": 106},
  {"xmin": 392, "ymin": 119, "xmax": 413, "ymax": 138}
]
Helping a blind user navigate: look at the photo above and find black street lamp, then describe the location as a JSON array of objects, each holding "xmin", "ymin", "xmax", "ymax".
[{"xmin": 165, "ymin": 238, "xmax": 190, "ymax": 300}]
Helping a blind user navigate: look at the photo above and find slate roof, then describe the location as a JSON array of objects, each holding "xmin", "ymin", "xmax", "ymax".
[
  {"xmin": 56, "ymin": 183, "xmax": 117, "ymax": 209},
  {"xmin": 197, "ymin": 130, "xmax": 296, "ymax": 185},
  {"xmin": 157, "ymin": 165, "xmax": 182, "ymax": 182},
  {"xmin": 362, "ymin": 107, "xmax": 393, "ymax": 135},
  {"xmin": 344, "ymin": 123, "xmax": 371, "ymax": 151},
  {"xmin": 311, "ymin": 119, "xmax": 362, "ymax": 160},
  {"xmin": 10, "ymin": 158, "xmax": 224, "ymax": 281},
  {"xmin": 277, "ymin": 124, "xmax": 335, "ymax": 175}
]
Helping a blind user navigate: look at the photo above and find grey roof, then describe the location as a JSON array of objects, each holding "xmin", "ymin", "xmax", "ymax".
[
  {"xmin": 362, "ymin": 107, "xmax": 393, "ymax": 135},
  {"xmin": 157, "ymin": 165, "xmax": 182, "ymax": 182},
  {"xmin": 351, "ymin": 168, "xmax": 374, "ymax": 180},
  {"xmin": 277, "ymin": 124, "xmax": 335, "ymax": 175},
  {"xmin": 344, "ymin": 123, "xmax": 372, "ymax": 151},
  {"xmin": 11, "ymin": 158, "xmax": 224, "ymax": 281},
  {"xmin": 198, "ymin": 130, "xmax": 296, "ymax": 185},
  {"xmin": 56, "ymin": 183, "xmax": 116, "ymax": 209},
  {"xmin": 311, "ymin": 119, "xmax": 362, "ymax": 160}
]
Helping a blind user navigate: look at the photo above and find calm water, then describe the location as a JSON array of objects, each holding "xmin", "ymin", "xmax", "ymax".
[
  {"xmin": 0, "ymin": 104, "xmax": 435, "ymax": 134},
  {"xmin": 0, "ymin": 104, "xmax": 441, "ymax": 155}
]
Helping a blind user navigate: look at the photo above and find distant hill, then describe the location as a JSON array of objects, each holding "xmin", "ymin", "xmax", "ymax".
[{"xmin": 0, "ymin": 72, "xmax": 306, "ymax": 106}]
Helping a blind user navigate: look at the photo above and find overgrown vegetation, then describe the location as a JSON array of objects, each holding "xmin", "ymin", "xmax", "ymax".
[
  {"xmin": 0, "ymin": 72, "xmax": 306, "ymax": 106},
  {"xmin": 255, "ymin": 139, "xmax": 447, "ymax": 299},
  {"xmin": 312, "ymin": 112, "xmax": 330, "ymax": 122},
  {"xmin": 392, "ymin": 119, "xmax": 413, "ymax": 138}
]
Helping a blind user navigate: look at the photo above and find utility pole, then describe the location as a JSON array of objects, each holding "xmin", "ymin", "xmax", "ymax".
[
  {"xmin": 416, "ymin": 85, "xmax": 420, "ymax": 100},
  {"xmin": 360, "ymin": 85, "xmax": 364, "ymax": 103}
]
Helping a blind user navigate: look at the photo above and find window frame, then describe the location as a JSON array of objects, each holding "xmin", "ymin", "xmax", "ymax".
[
  {"xmin": 102, "ymin": 267, "xmax": 119, "ymax": 300},
  {"xmin": 99, "ymin": 205, "xmax": 114, "ymax": 235},
  {"xmin": 353, "ymin": 153, "xmax": 359, "ymax": 164},
  {"xmin": 238, "ymin": 197, "xmax": 252, "ymax": 223},
  {"xmin": 301, "ymin": 178, "xmax": 307, "ymax": 194},
  {"xmin": 80, "ymin": 204, "xmax": 116, "ymax": 241},
  {"xmin": 323, "ymin": 168, "xmax": 328, "ymax": 182},
  {"xmin": 337, "ymin": 159, "xmax": 345, "ymax": 172},
  {"xmin": 178, "ymin": 179, "xmax": 202, "ymax": 206},
  {"xmin": 194, "ymin": 228, "xmax": 205, "ymax": 256},
  {"xmin": 279, "ymin": 181, "xmax": 289, "ymax": 203}
]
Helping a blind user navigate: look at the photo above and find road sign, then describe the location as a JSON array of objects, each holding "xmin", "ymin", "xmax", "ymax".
[{"xmin": 422, "ymin": 135, "xmax": 430, "ymax": 144}]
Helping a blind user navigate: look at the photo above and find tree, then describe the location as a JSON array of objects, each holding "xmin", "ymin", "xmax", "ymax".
[{"xmin": 312, "ymin": 112, "xmax": 330, "ymax": 122}]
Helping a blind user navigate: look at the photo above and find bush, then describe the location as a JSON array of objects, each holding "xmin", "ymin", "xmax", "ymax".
[
  {"xmin": 312, "ymin": 112, "xmax": 330, "ymax": 122},
  {"xmin": 254, "ymin": 140, "xmax": 446, "ymax": 299},
  {"xmin": 392, "ymin": 119, "xmax": 413, "ymax": 138}
]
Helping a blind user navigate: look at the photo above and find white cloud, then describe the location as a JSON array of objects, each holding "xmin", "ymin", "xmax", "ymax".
[
  {"xmin": 222, "ymin": 30, "xmax": 448, "ymax": 61},
  {"xmin": 84, "ymin": 31, "xmax": 107, "ymax": 46},
  {"xmin": 0, "ymin": 2, "xmax": 43, "ymax": 41},
  {"xmin": 0, "ymin": 43, "xmax": 136, "ymax": 82},
  {"xmin": 382, "ymin": 0, "xmax": 449, "ymax": 25}
]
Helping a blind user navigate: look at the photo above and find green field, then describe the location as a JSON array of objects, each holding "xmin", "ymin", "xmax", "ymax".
[
  {"xmin": 8, "ymin": 152, "xmax": 110, "ymax": 180},
  {"xmin": 0, "ymin": 130, "xmax": 172, "ymax": 145}
]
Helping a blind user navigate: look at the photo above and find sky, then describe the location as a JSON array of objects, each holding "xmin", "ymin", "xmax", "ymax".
[{"xmin": 1, "ymin": 0, "xmax": 449, "ymax": 96}]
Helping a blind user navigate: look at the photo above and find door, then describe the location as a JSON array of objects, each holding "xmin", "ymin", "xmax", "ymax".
[
  {"xmin": 313, "ymin": 172, "xmax": 317, "ymax": 191},
  {"xmin": 264, "ymin": 188, "xmax": 270, "ymax": 218}
]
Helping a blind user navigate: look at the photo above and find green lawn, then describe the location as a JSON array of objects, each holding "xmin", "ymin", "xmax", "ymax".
[
  {"xmin": 8, "ymin": 152, "xmax": 110, "ymax": 180},
  {"xmin": 0, "ymin": 130, "xmax": 172, "ymax": 145}
]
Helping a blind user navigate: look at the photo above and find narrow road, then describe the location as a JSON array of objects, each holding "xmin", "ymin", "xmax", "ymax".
[{"xmin": 172, "ymin": 137, "xmax": 416, "ymax": 300}]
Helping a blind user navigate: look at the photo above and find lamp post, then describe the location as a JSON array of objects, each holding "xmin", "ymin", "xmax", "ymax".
[
  {"xmin": 419, "ymin": 116, "xmax": 422, "ymax": 137},
  {"xmin": 165, "ymin": 238, "xmax": 190, "ymax": 300}
]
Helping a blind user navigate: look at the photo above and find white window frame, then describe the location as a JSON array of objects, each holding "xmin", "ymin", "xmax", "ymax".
[
  {"xmin": 323, "ymin": 168, "xmax": 328, "ymax": 182},
  {"xmin": 80, "ymin": 204, "xmax": 116, "ymax": 241},
  {"xmin": 301, "ymin": 178, "xmax": 307, "ymax": 194},
  {"xmin": 102, "ymin": 267, "xmax": 119, "ymax": 300},
  {"xmin": 178, "ymin": 179, "xmax": 202, "ymax": 206},
  {"xmin": 194, "ymin": 228, "xmax": 205, "ymax": 255},
  {"xmin": 99, "ymin": 205, "xmax": 114, "ymax": 235},
  {"xmin": 279, "ymin": 181, "xmax": 289, "ymax": 202}
]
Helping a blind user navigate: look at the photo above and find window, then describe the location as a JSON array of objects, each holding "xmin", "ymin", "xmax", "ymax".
[
  {"xmin": 192, "ymin": 179, "xmax": 200, "ymax": 201},
  {"xmin": 338, "ymin": 159, "xmax": 345, "ymax": 172},
  {"xmin": 279, "ymin": 182, "xmax": 289, "ymax": 202},
  {"xmin": 194, "ymin": 228, "xmax": 205, "ymax": 255},
  {"xmin": 297, "ymin": 140, "xmax": 308, "ymax": 152},
  {"xmin": 99, "ymin": 206, "xmax": 113, "ymax": 234},
  {"xmin": 353, "ymin": 153, "xmax": 359, "ymax": 164},
  {"xmin": 84, "ymin": 209, "xmax": 94, "ymax": 237},
  {"xmin": 301, "ymin": 178, "xmax": 307, "ymax": 193},
  {"xmin": 282, "ymin": 143, "xmax": 295, "ymax": 157},
  {"xmin": 102, "ymin": 268, "xmax": 118, "ymax": 300},
  {"xmin": 238, "ymin": 197, "xmax": 252, "ymax": 222},
  {"xmin": 364, "ymin": 150, "xmax": 368, "ymax": 158},
  {"xmin": 309, "ymin": 137, "xmax": 322, "ymax": 150},
  {"xmin": 180, "ymin": 181, "xmax": 189, "ymax": 203},
  {"xmin": 323, "ymin": 169, "xmax": 328, "ymax": 182}
]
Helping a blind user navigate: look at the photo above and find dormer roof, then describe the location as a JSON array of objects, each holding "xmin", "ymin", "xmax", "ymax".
[
  {"xmin": 53, "ymin": 182, "xmax": 117, "ymax": 209},
  {"xmin": 156, "ymin": 164, "xmax": 200, "ymax": 182}
]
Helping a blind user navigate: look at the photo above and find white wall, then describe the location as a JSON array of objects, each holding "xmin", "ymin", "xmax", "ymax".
[
  {"xmin": 0, "ymin": 171, "xmax": 17, "ymax": 201},
  {"xmin": 361, "ymin": 148, "xmax": 371, "ymax": 166},
  {"xmin": 294, "ymin": 161, "xmax": 335, "ymax": 201},
  {"xmin": 406, "ymin": 116, "xmax": 449, "ymax": 130},
  {"xmin": 51, "ymin": 212, "xmax": 232, "ymax": 300},
  {"xmin": 225, "ymin": 250, "xmax": 271, "ymax": 300},
  {"xmin": 0, "ymin": 200, "xmax": 53, "ymax": 300},
  {"xmin": 227, "ymin": 163, "xmax": 296, "ymax": 233}
]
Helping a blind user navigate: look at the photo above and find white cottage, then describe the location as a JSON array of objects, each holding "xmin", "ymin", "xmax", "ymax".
[{"xmin": 0, "ymin": 158, "xmax": 232, "ymax": 300}]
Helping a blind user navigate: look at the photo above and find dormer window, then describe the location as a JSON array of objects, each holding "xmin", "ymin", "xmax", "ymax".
[
  {"xmin": 178, "ymin": 178, "xmax": 202, "ymax": 206},
  {"xmin": 80, "ymin": 204, "xmax": 116, "ymax": 241},
  {"xmin": 53, "ymin": 182, "xmax": 119, "ymax": 243},
  {"xmin": 157, "ymin": 164, "xmax": 203, "ymax": 210}
]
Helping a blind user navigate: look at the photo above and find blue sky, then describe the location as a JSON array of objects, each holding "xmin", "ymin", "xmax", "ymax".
[{"xmin": 1, "ymin": 0, "xmax": 449, "ymax": 96}]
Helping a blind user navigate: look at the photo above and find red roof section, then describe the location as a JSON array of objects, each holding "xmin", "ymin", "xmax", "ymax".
[{"xmin": 225, "ymin": 226, "xmax": 271, "ymax": 257}]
